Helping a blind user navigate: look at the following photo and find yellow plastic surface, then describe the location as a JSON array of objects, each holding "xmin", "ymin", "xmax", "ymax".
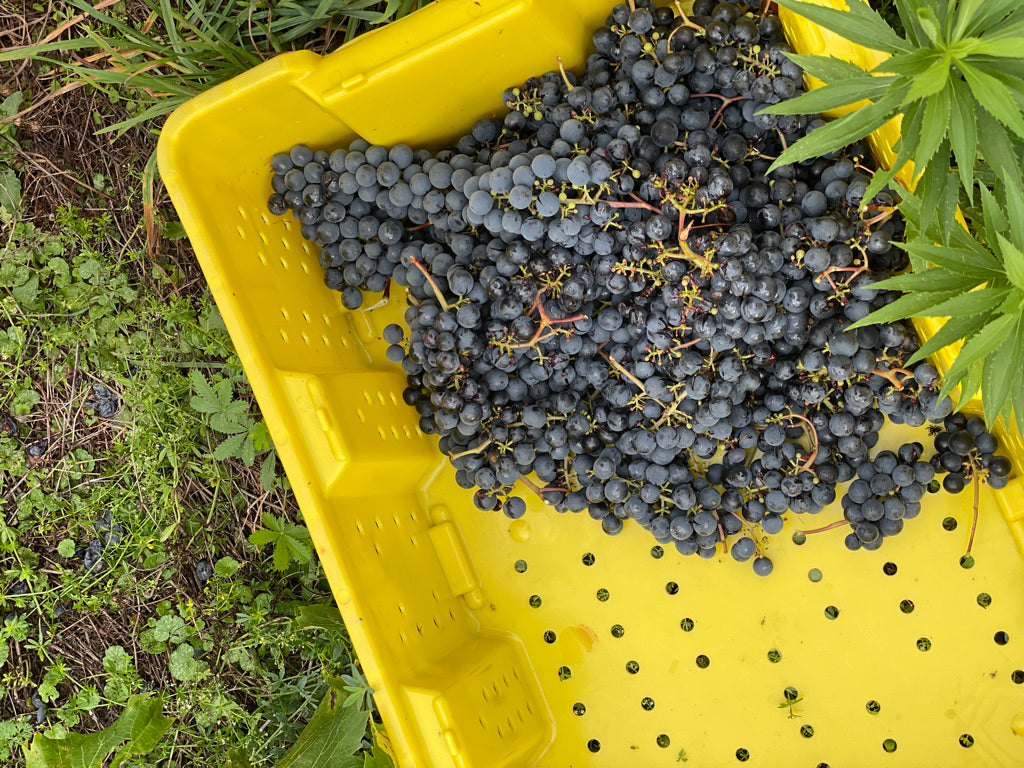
[{"xmin": 157, "ymin": 1, "xmax": 1024, "ymax": 765}]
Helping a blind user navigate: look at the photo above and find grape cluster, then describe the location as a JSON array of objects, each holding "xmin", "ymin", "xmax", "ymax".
[
  {"xmin": 932, "ymin": 413, "xmax": 1011, "ymax": 493},
  {"xmin": 266, "ymin": 0, "xmax": 1009, "ymax": 573}
]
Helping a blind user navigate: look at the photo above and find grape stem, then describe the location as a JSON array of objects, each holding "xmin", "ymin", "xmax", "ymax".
[
  {"xmin": 775, "ymin": 411, "xmax": 819, "ymax": 471},
  {"xmin": 966, "ymin": 458, "xmax": 981, "ymax": 557},
  {"xmin": 799, "ymin": 519, "xmax": 851, "ymax": 535},
  {"xmin": 518, "ymin": 474, "xmax": 566, "ymax": 503},
  {"xmin": 408, "ymin": 256, "xmax": 451, "ymax": 313},
  {"xmin": 556, "ymin": 56, "xmax": 574, "ymax": 91},
  {"xmin": 711, "ymin": 510, "xmax": 728, "ymax": 554},
  {"xmin": 597, "ymin": 343, "xmax": 647, "ymax": 392},
  {"xmin": 447, "ymin": 439, "xmax": 492, "ymax": 461},
  {"xmin": 872, "ymin": 366, "xmax": 914, "ymax": 391}
]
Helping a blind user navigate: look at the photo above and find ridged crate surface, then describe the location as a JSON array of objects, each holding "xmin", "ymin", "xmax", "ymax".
[{"xmin": 157, "ymin": 1, "xmax": 1024, "ymax": 766}]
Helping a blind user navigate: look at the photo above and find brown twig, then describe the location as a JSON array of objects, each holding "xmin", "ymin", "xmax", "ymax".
[
  {"xmin": 408, "ymin": 256, "xmax": 450, "ymax": 312},
  {"xmin": 799, "ymin": 519, "xmax": 851, "ymax": 535}
]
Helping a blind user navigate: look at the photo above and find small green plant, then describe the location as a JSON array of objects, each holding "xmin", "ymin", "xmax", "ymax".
[
  {"xmin": 765, "ymin": 0, "xmax": 1024, "ymax": 230},
  {"xmin": 248, "ymin": 512, "xmax": 313, "ymax": 571},
  {"xmin": 22, "ymin": 694, "xmax": 172, "ymax": 768}
]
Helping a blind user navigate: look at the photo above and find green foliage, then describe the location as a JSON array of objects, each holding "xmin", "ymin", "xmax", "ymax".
[
  {"xmin": 249, "ymin": 512, "xmax": 313, "ymax": 571},
  {"xmin": 23, "ymin": 694, "xmax": 172, "ymax": 768},
  {"xmin": 276, "ymin": 676, "xmax": 368, "ymax": 768},
  {"xmin": 0, "ymin": 0, "xmax": 423, "ymax": 138},
  {"xmin": 852, "ymin": 175, "xmax": 1024, "ymax": 426},
  {"xmin": 766, "ymin": 0, "xmax": 1024, "ymax": 227}
]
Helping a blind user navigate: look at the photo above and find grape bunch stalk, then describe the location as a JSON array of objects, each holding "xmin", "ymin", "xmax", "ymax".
[{"xmin": 266, "ymin": 0, "xmax": 1013, "ymax": 574}]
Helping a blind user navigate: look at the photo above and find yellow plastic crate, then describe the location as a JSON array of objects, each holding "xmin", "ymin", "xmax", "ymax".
[{"xmin": 157, "ymin": 1, "xmax": 1024, "ymax": 766}]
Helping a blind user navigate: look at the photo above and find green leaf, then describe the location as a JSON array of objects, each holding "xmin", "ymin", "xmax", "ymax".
[
  {"xmin": 248, "ymin": 529, "xmax": 278, "ymax": 547},
  {"xmin": 273, "ymin": 539, "xmax": 292, "ymax": 571},
  {"xmin": 214, "ymin": 556, "xmax": 240, "ymax": 577},
  {"xmin": 982, "ymin": 321, "xmax": 1023, "ymax": 425},
  {"xmin": 277, "ymin": 677, "xmax": 368, "ymax": 768},
  {"xmin": 23, "ymin": 694, "xmax": 172, "ymax": 768},
  {"xmin": 758, "ymin": 77, "xmax": 893, "ymax": 116},
  {"xmin": 259, "ymin": 451, "xmax": 277, "ymax": 493},
  {"xmin": 775, "ymin": 0, "xmax": 910, "ymax": 53},
  {"xmin": 967, "ymin": 37, "xmax": 1024, "ymax": 58},
  {"xmin": 948, "ymin": 80, "xmax": 978, "ymax": 197},
  {"xmin": 958, "ymin": 59, "xmax": 1024, "ymax": 138},
  {"xmin": 57, "ymin": 538, "xmax": 76, "ymax": 558},
  {"xmin": 0, "ymin": 168, "xmax": 21, "ymax": 215},
  {"xmin": 907, "ymin": 312, "xmax": 993, "ymax": 364},
  {"xmin": 297, "ymin": 604, "xmax": 348, "ymax": 633},
  {"xmin": 965, "ymin": 0, "xmax": 1024, "ymax": 38},
  {"xmin": 996, "ymin": 234, "xmax": 1024, "ymax": 291},
  {"xmin": 902, "ymin": 241, "xmax": 1001, "ymax": 278},
  {"xmin": 213, "ymin": 432, "xmax": 247, "ymax": 461},
  {"xmin": 188, "ymin": 370, "xmax": 221, "ymax": 414},
  {"xmin": 975, "ymin": 111, "xmax": 1019, "ymax": 186},
  {"xmin": 1000, "ymin": 170, "xmax": 1024, "ymax": 247},
  {"xmin": 780, "ymin": 52, "xmax": 869, "ymax": 83},
  {"xmin": 945, "ymin": 313, "xmax": 1017, "ymax": 386},
  {"xmin": 769, "ymin": 91, "xmax": 901, "ymax": 173},
  {"xmin": 847, "ymin": 289, "xmax": 961, "ymax": 329},
  {"xmin": 914, "ymin": 87, "xmax": 951, "ymax": 172},
  {"xmin": 867, "ymin": 267, "xmax": 973, "ymax": 293},
  {"xmin": 924, "ymin": 286, "xmax": 1012, "ymax": 318},
  {"xmin": 168, "ymin": 644, "xmax": 209, "ymax": 682},
  {"xmin": 902, "ymin": 53, "xmax": 950, "ymax": 103},
  {"xmin": 978, "ymin": 183, "xmax": 1007, "ymax": 258}
]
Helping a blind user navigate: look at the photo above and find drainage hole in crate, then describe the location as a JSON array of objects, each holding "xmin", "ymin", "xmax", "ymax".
[
  {"xmin": 808, "ymin": 568, "xmax": 822, "ymax": 582},
  {"xmin": 641, "ymin": 696, "xmax": 655, "ymax": 711},
  {"xmin": 866, "ymin": 700, "xmax": 881, "ymax": 714},
  {"xmin": 767, "ymin": 649, "xmax": 782, "ymax": 663},
  {"xmin": 651, "ymin": 545, "xmax": 664, "ymax": 559},
  {"xmin": 882, "ymin": 738, "xmax": 897, "ymax": 752},
  {"xmin": 916, "ymin": 637, "xmax": 932, "ymax": 651},
  {"xmin": 680, "ymin": 617, "xmax": 695, "ymax": 632},
  {"xmin": 900, "ymin": 599, "xmax": 915, "ymax": 614},
  {"xmin": 543, "ymin": 630, "xmax": 556, "ymax": 644},
  {"xmin": 587, "ymin": 739, "xmax": 600, "ymax": 753},
  {"xmin": 596, "ymin": 588, "xmax": 610, "ymax": 602},
  {"xmin": 959, "ymin": 733, "xmax": 974, "ymax": 748},
  {"xmin": 960, "ymin": 555, "xmax": 975, "ymax": 569},
  {"xmin": 573, "ymin": 702, "xmax": 586, "ymax": 716},
  {"xmin": 995, "ymin": 631, "xmax": 1009, "ymax": 645},
  {"xmin": 514, "ymin": 559, "xmax": 527, "ymax": 573},
  {"xmin": 792, "ymin": 531, "xmax": 806, "ymax": 545},
  {"xmin": 824, "ymin": 605, "xmax": 839, "ymax": 619},
  {"xmin": 582, "ymin": 552, "xmax": 595, "ymax": 566},
  {"xmin": 611, "ymin": 624, "xmax": 625, "ymax": 638},
  {"xmin": 656, "ymin": 734, "xmax": 671, "ymax": 748},
  {"xmin": 1013, "ymin": 670, "xmax": 1024, "ymax": 684},
  {"xmin": 529, "ymin": 594, "xmax": 542, "ymax": 608},
  {"xmin": 695, "ymin": 654, "xmax": 710, "ymax": 669},
  {"xmin": 800, "ymin": 725, "xmax": 814, "ymax": 738},
  {"xmin": 557, "ymin": 666, "xmax": 572, "ymax": 681},
  {"xmin": 666, "ymin": 581, "xmax": 679, "ymax": 594},
  {"xmin": 883, "ymin": 561, "xmax": 898, "ymax": 575},
  {"xmin": 736, "ymin": 748, "xmax": 749, "ymax": 761},
  {"xmin": 977, "ymin": 592, "xmax": 991, "ymax": 608},
  {"xmin": 942, "ymin": 516, "xmax": 958, "ymax": 531},
  {"xmin": 626, "ymin": 660, "xmax": 640, "ymax": 674}
]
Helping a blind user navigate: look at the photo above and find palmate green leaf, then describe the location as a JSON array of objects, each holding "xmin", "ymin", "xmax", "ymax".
[
  {"xmin": 861, "ymin": 99, "xmax": 920, "ymax": 206},
  {"xmin": 902, "ymin": 240, "xmax": 1002, "ymax": 278},
  {"xmin": 923, "ymin": 286, "xmax": 1012, "ymax": 318},
  {"xmin": 915, "ymin": 86, "xmax": 950, "ymax": 171},
  {"xmin": 907, "ymin": 312, "xmax": 993, "ymax": 364},
  {"xmin": 872, "ymin": 48, "xmax": 938, "ymax": 76},
  {"xmin": 943, "ymin": 312, "xmax": 1017, "ymax": 390},
  {"xmin": 768, "ymin": 90, "xmax": 903, "ymax": 173},
  {"xmin": 996, "ymin": 234, "xmax": 1024, "ymax": 291},
  {"xmin": 847, "ymin": 289, "xmax": 960, "ymax": 330},
  {"xmin": 867, "ymin": 267, "xmax": 974, "ymax": 293},
  {"xmin": 1000, "ymin": 169, "xmax": 1024, "ymax": 246},
  {"xmin": 958, "ymin": 60, "xmax": 1024, "ymax": 139},
  {"xmin": 982, "ymin": 319, "xmax": 1024, "ymax": 426},
  {"xmin": 775, "ymin": 0, "xmax": 910, "ymax": 53},
  {"xmin": 758, "ymin": 77, "xmax": 893, "ymax": 116},
  {"xmin": 188, "ymin": 370, "xmax": 222, "ymax": 414},
  {"xmin": 978, "ymin": 183, "xmax": 1006, "ymax": 257},
  {"xmin": 780, "ymin": 52, "xmax": 869, "ymax": 84}
]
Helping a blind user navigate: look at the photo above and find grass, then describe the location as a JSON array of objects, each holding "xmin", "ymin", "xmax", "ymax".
[{"xmin": 0, "ymin": 0, "xmax": 419, "ymax": 764}]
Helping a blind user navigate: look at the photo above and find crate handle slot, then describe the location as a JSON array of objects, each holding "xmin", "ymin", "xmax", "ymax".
[{"xmin": 429, "ymin": 520, "xmax": 485, "ymax": 610}]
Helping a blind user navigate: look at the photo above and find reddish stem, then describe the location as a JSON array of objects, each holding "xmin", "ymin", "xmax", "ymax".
[{"xmin": 799, "ymin": 519, "xmax": 851, "ymax": 535}]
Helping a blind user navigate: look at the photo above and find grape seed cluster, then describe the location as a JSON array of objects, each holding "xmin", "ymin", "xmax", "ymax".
[{"xmin": 267, "ymin": 0, "xmax": 1011, "ymax": 573}]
